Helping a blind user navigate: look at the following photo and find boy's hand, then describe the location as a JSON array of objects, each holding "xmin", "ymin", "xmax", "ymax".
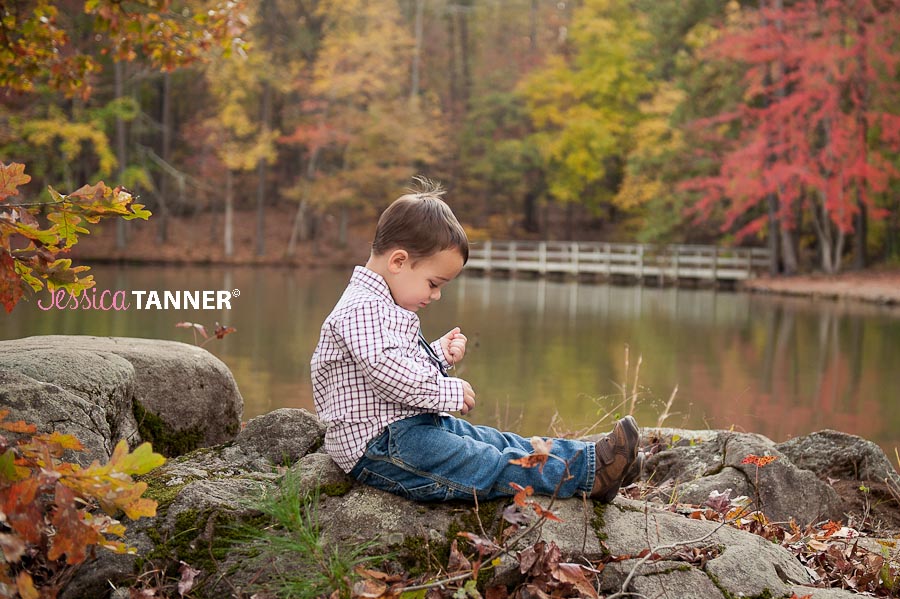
[
  {"xmin": 459, "ymin": 380, "xmax": 476, "ymax": 415},
  {"xmin": 440, "ymin": 327, "xmax": 467, "ymax": 365}
]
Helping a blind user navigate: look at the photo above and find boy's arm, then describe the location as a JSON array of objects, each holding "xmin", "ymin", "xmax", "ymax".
[{"xmin": 335, "ymin": 304, "xmax": 464, "ymax": 412}]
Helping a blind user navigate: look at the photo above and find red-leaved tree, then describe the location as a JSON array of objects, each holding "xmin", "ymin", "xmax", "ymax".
[{"xmin": 682, "ymin": 0, "xmax": 900, "ymax": 274}]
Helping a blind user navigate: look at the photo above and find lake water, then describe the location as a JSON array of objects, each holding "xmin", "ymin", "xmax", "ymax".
[{"xmin": 4, "ymin": 264, "xmax": 900, "ymax": 456}]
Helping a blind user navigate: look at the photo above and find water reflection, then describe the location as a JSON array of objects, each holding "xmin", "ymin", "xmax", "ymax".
[{"xmin": 2, "ymin": 265, "xmax": 898, "ymax": 455}]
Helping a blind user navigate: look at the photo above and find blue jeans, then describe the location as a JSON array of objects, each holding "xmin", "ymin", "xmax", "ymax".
[{"xmin": 348, "ymin": 413, "xmax": 596, "ymax": 501}]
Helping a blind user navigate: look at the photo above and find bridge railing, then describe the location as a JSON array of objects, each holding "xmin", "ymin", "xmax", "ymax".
[{"xmin": 466, "ymin": 241, "xmax": 770, "ymax": 281}]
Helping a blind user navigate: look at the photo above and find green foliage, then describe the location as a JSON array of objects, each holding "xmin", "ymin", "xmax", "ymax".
[
  {"xmin": 0, "ymin": 162, "xmax": 151, "ymax": 312},
  {"xmin": 0, "ymin": 410, "xmax": 164, "ymax": 598}
]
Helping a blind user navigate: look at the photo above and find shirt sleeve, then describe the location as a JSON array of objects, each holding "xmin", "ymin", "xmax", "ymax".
[
  {"xmin": 429, "ymin": 339, "xmax": 453, "ymax": 370},
  {"xmin": 334, "ymin": 302, "xmax": 464, "ymax": 412}
]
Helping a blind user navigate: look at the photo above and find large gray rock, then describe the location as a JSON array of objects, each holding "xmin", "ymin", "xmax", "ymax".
[
  {"xmin": 0, "ymin": 369, "xmax": 110, "ymax": 464},
  {"xmin": 0, "ymin": 336, "xmax": 243, "ymax": 457},
  {"xmin": 0, "ymin": 346, "xmax": 137, "ymax": 446},
  {"xmin": 57, "ymin": 411, "xmax": 893, "ymax": 599},
  {"xmin": 778, "ymin": 430, "xmax": 900, "ymax": 484},
  {"xmin": 642, "ymin": 430, "xmax": 843, "ymax": 525},
  {"xmin": 235, "ymin": 407, "xmax": 325, "ymax": 464}
]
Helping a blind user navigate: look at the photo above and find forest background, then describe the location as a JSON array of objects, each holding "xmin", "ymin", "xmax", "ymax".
[{"xmin": 3, "ymin": 0, "xmax": 900, "ymax": 295}]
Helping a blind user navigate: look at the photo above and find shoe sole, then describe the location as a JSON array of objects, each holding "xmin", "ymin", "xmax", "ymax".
[{"xmin": 598, "ymin": 416, "xmax": 640, "ymax": 503}]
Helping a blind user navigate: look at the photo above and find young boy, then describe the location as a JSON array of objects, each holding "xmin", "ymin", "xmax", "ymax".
[{"xmin": 311, "ymin": 180, "xmax": 640, "ymax": 502}]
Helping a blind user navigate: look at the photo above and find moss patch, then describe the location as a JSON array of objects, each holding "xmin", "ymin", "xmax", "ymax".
[
  {"xmin": 320, "ymin": 480, "xmax": 354, "ymax": 497},
  {"xmin": 141, "ymin": 506, "xmax": 273, "ymax": 596},
  {"xmin": 133, "ymin": 399, "xmax": 205, "ymax": 457},
  {"xmin": 591, "ymin": 501, "xmax": 610, "ymax": 555}
]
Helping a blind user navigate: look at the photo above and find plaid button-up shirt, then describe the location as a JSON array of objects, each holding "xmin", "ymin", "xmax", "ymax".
[{"xmin": 311, "ymin": 266, "xmax": 465, "ymax": 472}]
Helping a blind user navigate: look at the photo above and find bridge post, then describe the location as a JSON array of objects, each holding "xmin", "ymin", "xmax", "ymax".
[
  {"xmin": 571, "ymin": 242, "xmax": 579, "ymax": 276},
  {"xmin": 484, "ymin": 240, "xmax": 492, "ymax": 274},
  {"xmin": 711, "ymin": 246, "xmax": 718, "ymax": 282},
  {"xmin": 637, "ymin": 245, "xmax": 644, "ymax": 281},
  {"xmin": 538, "ymin": 242, "xmax": 547, "ymax": 274}
]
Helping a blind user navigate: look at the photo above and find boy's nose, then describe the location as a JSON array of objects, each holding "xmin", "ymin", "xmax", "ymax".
[{"xmin": 431, "ymin": 287, "xmax": 441, "ymax": 300}]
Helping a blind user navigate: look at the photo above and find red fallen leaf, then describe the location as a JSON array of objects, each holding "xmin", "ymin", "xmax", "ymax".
[
  {"xmin": 741, "ymin": 454, "xmax": 777, "ymax": 467},
  {"xmin": 214, "ymin": 322, "xmax": 236, "ymax": 339},
  {"xmin": 509, "ymin": 453, "xmax": 549, "ymax": 473},
  {"xmin": 448, "ymin": 539, "xmax": 472, "ymax": 573},
  {"xmin": 457, "ymin": 531, "xmax": 500, "ymax": 555},
  {"xmin": 486, "ymin": 585, "xmax": 508, "ymax": 599},
  {"xmin": 509, "ymin": 482, "xmax": 534, "ymax": 507},
  {"xmin": 819, "ymin": 520, "xmax": 843, "ymax": 538},
  {"xmin": 49, "ymin": 483, "xmax": 103, "ymax": 564},
  {"xmin": 531, "ymin": 503, "xmax": 563, "ymax": 522},
  {"xmin": 554, "ymin": 563, "xmax": 600, "ymax": 599}
]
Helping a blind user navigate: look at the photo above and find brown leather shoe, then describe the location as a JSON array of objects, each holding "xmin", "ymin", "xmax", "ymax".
[{"xmin": 590, "ymin": 416, "xmax": 640, "ymax": 503}]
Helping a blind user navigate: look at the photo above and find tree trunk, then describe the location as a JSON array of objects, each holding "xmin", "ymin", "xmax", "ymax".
[
  {"xmin": 224, "ymin": 169, "xmax": 234, "ymax": 258},
  {"xmin": 157, "ymin": 71, "xmax": 172, "ymax": 243},
  {"xmin": 287, "ymin": 146, "xmax": 320, "ymax": 257},
  {"xmin": 114, "ymin": 60, "xmax": 128, "ymax": 250},
  {"xmin": 778, "ymin": 216, "xmax": 798, "ymax": 274},
  {"xmin": 255, "ymin": 80, "xmax": 273, "ymax": 257},
  {"xmin": 446, "ymin": 7, "xmax": 458, "ymax": 114},
  {"xmin": 523, "ymin": 188, "xmax": 539, "ymax": 233},
  {"xmin": 458, "ymin": 1, "xmax": 472, "ymax": 110},
  {"xmin": 852, "ymin": 14, "xmax": 869, "ymax": 270},
  {"xmin": 338, "ymin": 205, "xmax": 348, "ymax": 247},
  {"xmin": 410, "ymin": 0, "xmax": 424, "ymax": 100}
]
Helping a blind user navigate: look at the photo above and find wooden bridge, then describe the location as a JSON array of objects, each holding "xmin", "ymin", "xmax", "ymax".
[{"xmin": 465, "ymin": 241, "xmax": 771, "ymax": 283}]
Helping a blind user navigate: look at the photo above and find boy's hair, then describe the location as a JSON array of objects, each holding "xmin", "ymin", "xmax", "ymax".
[{"xmin": 372, "ymin": 177, "xmax": 469, "ymax": 263}]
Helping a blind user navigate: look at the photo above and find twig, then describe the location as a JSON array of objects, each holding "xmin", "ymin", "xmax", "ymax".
[
  {"xmin": 606, "ymin": 505, "xmax": 733, "ymax": 599},
  {"xmin": 629, "ymin": 354, "xmax": 642, "ymax": 415},
  {"xmin": 655, "ymin": 385, "xmax": 678, "ymax": 428}
]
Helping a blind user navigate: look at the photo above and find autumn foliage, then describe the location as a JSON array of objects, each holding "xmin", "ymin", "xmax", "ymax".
[
  {"xmin": 0, "ymin": 411, "xmax": 164, "ymax": 598},
  {"xmin": 683, "ymin": 0, "xmax": 900, "ymax": 273},
  {"xmin": 0, "ymin": 161, "xmax": 151, "ymax": 312}
]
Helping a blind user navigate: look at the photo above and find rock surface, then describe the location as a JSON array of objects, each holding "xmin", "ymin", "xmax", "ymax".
[
  {"xmin": 0, "ymin": 335, "xmax": 243, "ymax": 460},
  {"xmin": 1, "ymin": 346, "xmax": 896, "ymax": 599},
  {"xmin": 58, "ymin": 410, "xmax": 898, "ymax": 598},
  {"xmin": 638, "ymin": 427, "xmax": 844, "ymax": 525}
]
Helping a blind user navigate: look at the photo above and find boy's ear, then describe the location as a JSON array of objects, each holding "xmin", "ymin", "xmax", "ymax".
[{"xmin": 387, "ymin": 249, "xmax": 409, "ymax": 274}]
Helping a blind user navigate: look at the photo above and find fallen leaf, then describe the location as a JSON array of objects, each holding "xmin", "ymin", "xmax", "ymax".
[
  {"xmin": 178, "ymin": 561, "xmax": 201, "ymax": 596},
  {"xmin": 554, "ymin": 563, "xmax": 599, "ymax": 599}
]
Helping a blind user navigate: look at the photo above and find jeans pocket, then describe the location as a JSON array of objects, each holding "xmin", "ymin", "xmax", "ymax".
[
  {"xmin": 406, "ymin": 481, "xmax": 450, "ymax": 502},
  {"xmin": 355, "ymin": 467, "xmax": 410, "ymax": 499}
]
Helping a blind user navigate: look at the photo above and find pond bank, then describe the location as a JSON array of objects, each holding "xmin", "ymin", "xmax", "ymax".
[{"xmin": 741, "ymin": 269, "xmax": 900, "ymax": 305}]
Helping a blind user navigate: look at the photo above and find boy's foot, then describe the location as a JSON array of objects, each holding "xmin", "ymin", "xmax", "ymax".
[{"xmin": 590, "ymin": 416, "xmax": 640, "ymax": 503}]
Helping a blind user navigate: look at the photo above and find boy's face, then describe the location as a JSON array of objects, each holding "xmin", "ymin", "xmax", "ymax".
[{"xmin": 388, "ymin": 248, "xmax": 464, "ymax": 312}]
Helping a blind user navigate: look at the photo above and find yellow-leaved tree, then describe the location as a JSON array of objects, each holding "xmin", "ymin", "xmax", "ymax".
[
  {"xmin": 280, "ymin": 0, "xmax": 447, "ymax": 247},
  {"xmin": 520, "ymin": 0, "xmax": 653, "ymax": 227}
]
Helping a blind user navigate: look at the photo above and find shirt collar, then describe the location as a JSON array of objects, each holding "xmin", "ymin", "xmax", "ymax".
[{"xmin": 350, "ymin": 266, "xmax": 395, "ymax": 305}]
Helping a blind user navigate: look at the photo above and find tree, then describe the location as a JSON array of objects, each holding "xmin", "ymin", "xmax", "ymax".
[
  {"xmin": 683, "ymin": 0, "xmax": 900, "ymax": 274},
  {"xmin": 0, "ymin": 0, "xmax": 248, "ymax": 310},
  {"xmin": 520, "ymin": 0, "xmax": 654, "ymax": 230},
  {"xmin": 280, "ymin": 0, "xmax": 446, "ymax": 248}
]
